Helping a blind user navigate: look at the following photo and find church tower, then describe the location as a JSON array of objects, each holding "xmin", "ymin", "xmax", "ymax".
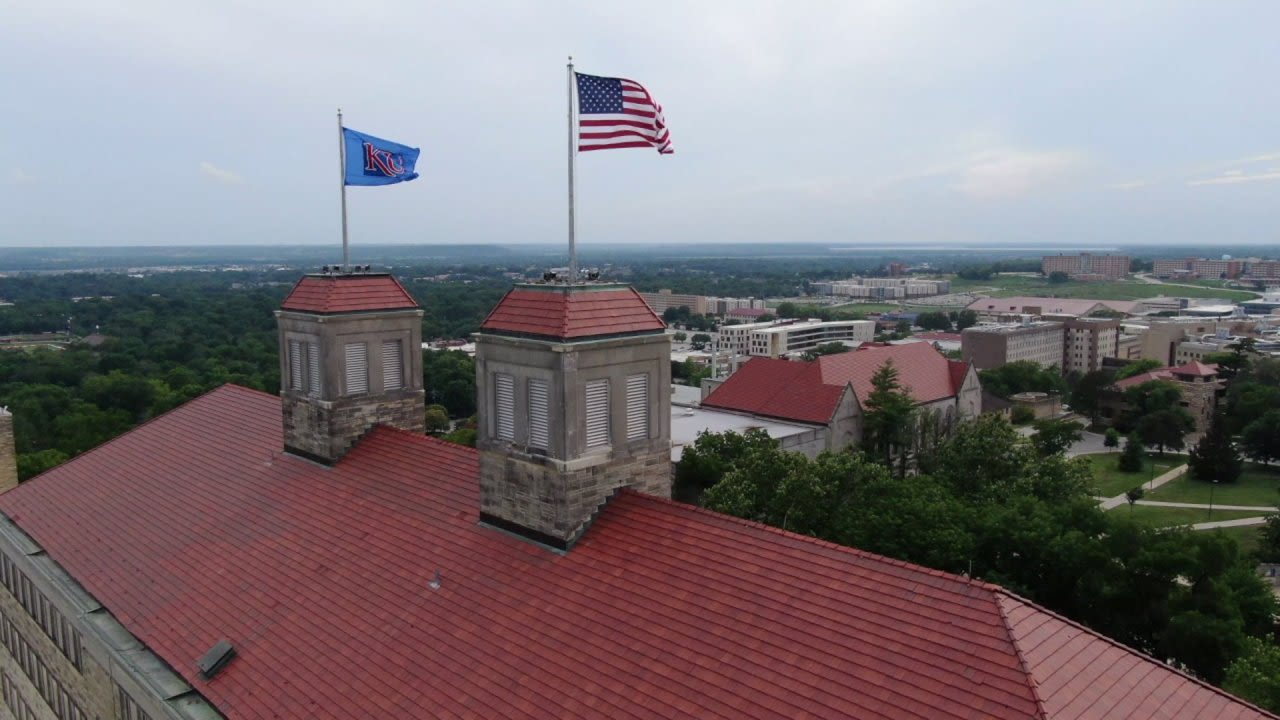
[
  {"xmin": 474, "ymin": 282, "xmax": 671, "ymax": 549},
  {"xmin": 275, "ymin": 272, "xmax": 425, "ymax": 463}
]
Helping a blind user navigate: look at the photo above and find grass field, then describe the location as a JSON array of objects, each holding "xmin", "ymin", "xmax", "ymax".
[
  {"xmin": 826, "ymin": 302, "xmax": 904, "ymax": 316},
  {"xmin": 1110, "ymin": 505, "xmax": 1269, "ymax": 528},
  {"xmin": 1209, "ymin": 524, "xmax": 1264, "ymax": 556},
  {"xmin": 946, "ymin": 275, "xmax": 1257, "ymax": 302},
  {"xmin": 1083, "ymin": 453, "xmax": 1186, "ymax": 497},
  {"xmin": 1147, "ymin": 463, "xmax": 1280, "ymax": 507}
]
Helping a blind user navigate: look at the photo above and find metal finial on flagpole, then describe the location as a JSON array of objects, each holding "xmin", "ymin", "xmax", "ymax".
[
  {"xmin": 566, "ymin": 56, "xmax": 578, "ymax": 284},
  {"xmin": 337, "ymin": 108, "xmax": 350, "ymax": 270}
]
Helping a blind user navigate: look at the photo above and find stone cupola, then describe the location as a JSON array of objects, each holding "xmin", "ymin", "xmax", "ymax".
[
  {"xmin": 474, "ymin": 282, "xmax": 671, "ymax": 549},
  {"xmin": 275, "ymin": 272, "xmax": 425, "ymax": 464}
]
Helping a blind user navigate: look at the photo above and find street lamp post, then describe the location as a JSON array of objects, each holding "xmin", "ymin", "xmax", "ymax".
[{"xmin": 1208, "ymin": 479, "xmax": 1218, "ymax": 523}]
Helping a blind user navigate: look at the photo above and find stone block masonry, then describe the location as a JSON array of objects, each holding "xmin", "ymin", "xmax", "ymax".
[
  {"xmin": 283, "ymin": 389, "xmax": 426, "ymax": 464},
  {"xmin": 0, "ymin": 410, "xmax": 15, "ymax": 493}
]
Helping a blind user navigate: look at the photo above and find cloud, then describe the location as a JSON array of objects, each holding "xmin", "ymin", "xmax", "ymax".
[
  {"xmin": 953, "ymin": 149, "xmax": 1092, "ymax": 200},
  {"xmin": 5, "ymin": 168, "xmax": 33, "ymax": 185},
  {"xmin": 199, "ymin": 161, "xmax": 242, "ymax": 184},
  {"xmin": 1187, "ymin": 169, "xmax": 1280, "ymax": 186}
]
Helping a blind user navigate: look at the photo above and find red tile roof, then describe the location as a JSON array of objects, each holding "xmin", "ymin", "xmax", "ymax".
[
  {"xmin": 1170, "ymin": 360, "xmax": 1219, "ymax": 377},
  {"xmin": 915, "ymin": 331, "xmax": 963, "ymax": 342},
  {"xmin": 1112, "ymin": 368, "xmax": 1175, "ymax": 390},
  {"xmin": 0, "ymin": 386, "xmax": 1270, "ymax": 719},
  {"xmin": 704, "ymin": 342, "xmax": 964, "ymax": 424},
  {"xmin": 1000, "ymin": 594, "xmax": 1271, "ymax": 720},
  {"xmin": 280, "ymin": 274, "xmax": 418, "ymax": 313},
  {"xmin": 479, "ymin": 283, "xmax": 665, "ymax": 339}
]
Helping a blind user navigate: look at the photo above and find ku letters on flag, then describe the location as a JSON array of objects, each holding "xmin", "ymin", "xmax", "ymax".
[{"xmin": 341, "ymin": 128, "xmax": 420, "ymax": 186}]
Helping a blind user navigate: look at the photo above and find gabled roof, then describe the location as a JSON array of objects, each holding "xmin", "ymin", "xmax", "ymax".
[
  {"xmin": 703, "ymin": 342, "xmax": 965, "ymax": 425},
  {"xmin": 1170, "ymin": 360, "xmax": 1219, "ymax": 377},
  {"xmin": 479, "ymin": 283, "xmax": 666, "ymax": 340},
  {"xmin": 0, "ymin": 386, "xmax": 1271, "ymax": 719},
  {"xmin": 279, "ymin": 273, "xmax": 418, "ymax": 313}
]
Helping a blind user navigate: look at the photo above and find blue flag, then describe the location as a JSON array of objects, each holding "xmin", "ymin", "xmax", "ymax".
[{"xmin": 342, "ymin": 127, "xmax": 420, "ymax": 186}]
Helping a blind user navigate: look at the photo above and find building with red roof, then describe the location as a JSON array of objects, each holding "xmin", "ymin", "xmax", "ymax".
[
  {"xmin": 1101, "ymin": 361, "xmax": 1223, "ymax": 434},
  {"xmin": 0, "ymin": 276, "xmax": 1271, "ymax": 720},
  {"xmin": 702, "ymin": 342, "xmax": 982, "ymax": 451}
]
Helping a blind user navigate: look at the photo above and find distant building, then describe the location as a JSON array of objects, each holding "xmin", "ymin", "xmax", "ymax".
[
  {"xmin": 1102, "ymin": 361, "xmax": 1222, "ymax": 434},
  {"xmin": 1152, "ymin": 257, "xmax": 1245, "ymax": 279},
  {"xmin": 1061, "ymin": 317, "xmax": 1120, "ymax": 374},
  {"xmin": 966, "ymin": 296, "xmax": 1142, "ymax": 321},
  {"xmin": 717, "ymin": 318, "xmax": 874, "ymax": 358},
  {"xmin": 812, "ymin": 276, "xmax": 950, "ymax": 299},
  {"xmin": 638, "ymin": 289, "xmax": 707, "ymax": 315},
  {"xmin": 702, "ymin": 342, "xmax": 981, "ymax": 452},
  {"xmin": 725, "ymin": 307, "xmax": 770, "ymax": 322},
  {"xmin": 962, "ymin": 321, "xmax": 1065, "ymax": 370},
  {"xmin": 1242, "ymin": 291, "xmax": 1280, "ymax": 316},
  {"xmin": 1041, "ymin": 253, "xmax": 1130, "ymax": 280}
]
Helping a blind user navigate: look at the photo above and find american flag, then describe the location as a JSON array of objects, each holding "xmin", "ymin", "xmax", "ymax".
[{"xmin": 575, "ymin": 72, "xmax": 673, "ymax": 154}]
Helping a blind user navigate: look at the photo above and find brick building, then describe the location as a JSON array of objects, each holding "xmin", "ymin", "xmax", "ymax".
[
  {"xmin": 1041, "ymin": 252, "xmax": 1131, "ymax": 280},
  {"xmin": 961, "ymin": 321, "xmax": 1065, "ymax": 370},
  {"xmin": 1151, "ymin": 258, "xmax": 1244, "ymax": 279},
  {"xmin": 1061, "ymin": 317, "xmax": 1120, "ymax": 374},
  {"xmin": 0, "ymin": 273, "xmax": 1270, "ymax": 719}
]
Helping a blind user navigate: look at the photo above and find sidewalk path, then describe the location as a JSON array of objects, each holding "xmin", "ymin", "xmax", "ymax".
[
  {"xmin": 1135, "ymin": 500, "xmax": 1278, "ymax": 512},
  {"xmin": 1099, "ymin": 464, "xmax": 1188, "ymax": 510},
  {"xmin": 1190, "ymin": 516, "xmax": 1270, "ymax": 530}
]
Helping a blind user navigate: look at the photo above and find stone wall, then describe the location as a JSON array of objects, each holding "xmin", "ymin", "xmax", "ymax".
[
  {"xmin": 480, "ymin": 445, "xmax": 670, "ymax": 546},
  {"xmin": 0, "ymin": 411, "xmax": 15, "ymax": 494},
  {"xmin": 283, "ymin": 389, "xmax": 425, "ymax": 463}
]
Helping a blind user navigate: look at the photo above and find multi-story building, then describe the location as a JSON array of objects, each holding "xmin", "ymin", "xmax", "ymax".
[
  {"xmin": 1244, "ymin": 260, "xmax": 1280, "ymax": 281},
  {"xmin": 812, "ymin": 277, "xmax": 950, "ymax": 299},
  {"xmin": 1153, "ymin": 258, "xmax": 1194, "ymax": 279},
  {"xmin": 1041, "ymin": 253, "xmax": 1131, "ymax": 280},
  {"xmin": 638, "ymin": 289, "xmax": 708, "ymax": 316},
  {"xmin": 718, "ymin": 318, "xmax": 875, "ymax": 358},
  {"xmin": 961, "ymin": 321, "xmax": 1065, "ymax": 370},
  {"xmin": 1151, "ymin": 257, "xmax": 1244, "ymax": 279},
  {"xmin": 746, "ymin": 319, "xmax": 875, "ymax": 358},
  {"xmin": 965, "ymin": 296, "xmax": 1141, "ymax": 322},
  {"xmin": 1060, "ymin": 317, "xmax": 1120, "ymax": 374},
  {"xmin": 706, "ymin": 296, "xmax": 767, "ymax": 315}
]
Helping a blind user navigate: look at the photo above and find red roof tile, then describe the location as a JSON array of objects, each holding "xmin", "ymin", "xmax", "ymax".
[
  {"xmin": 1113, "ymin": 368, "xmax": 1176, "ymax": 390},
  {"xmin": 704, "ymin": 343, "xmax": 963, "ymax": 425},
  {"xmin": 1000, "ymin": 594, "xmax": 1273, "ymax": 720},
  {"xmin": 479, "ymin": 283, "xmax": 665, "ymax": 339},
  {"xmin": 0, "ymin": 386, "xmax": 1270, "ymax": 719},
  {"xmin": 280, "ymin": 274, "xmax": 418, "ymax": 313},
  {"xmin": 1170, "ymin": 361, "xmax": 1219, "ymax": 377}
]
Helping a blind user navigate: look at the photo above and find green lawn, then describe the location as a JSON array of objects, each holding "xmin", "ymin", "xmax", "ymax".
[
  {"xmin": 1209, "ymin": 524, "xmax": 1264, "ymax": 556},
  {"xmin": 944, "ymin": 275, "xmax": 1256, "ymax": 302},
  {"xmin": 1110, "ymin": 505, "xmax": 1270, "ymax": 528},
  {"xmin": 827, "ymin": 302, "xmax": 903, "ymax": 315},
  {"xmin": 1147, "ymin": 463, "xmax": 1280, "ymax": 508},
  {"xmin": 1083, "ymin": 452, "xmax": 1186, "ymax": 497}
]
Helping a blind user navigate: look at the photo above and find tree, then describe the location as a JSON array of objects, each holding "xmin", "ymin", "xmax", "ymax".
[
  {"xmin": 1070, "ymin": 370, "xmax": 1112, "ymax": 426},
  {"xmin": 953, "ymin": 310, "xmax": 978, "ymax": 331},
  {"xmin": 861, "ymin": 360, "xmax": 917, "ymax": 474},
  {"xmin": 1241, "ymin": 410, "xmax": 1280, "ymax": 465},
  {"xmin": 915, "ymin": 312, "xmax": 952, "ymax": 331},
  {"xmin": 979, "ymin": 360, "xmax": 1067, "ymax": 399},
  {"xmin": 1118, "ymin": 436, "xmax": 1144, "ymax": 472},
  {"xmin": 689, "ymin": 333, "xmax": 712, "ymax": 350},
  {"xmin": 1134, "ymin": 408, "xmax": 1194, "ymax": 455},
  {"xmin": 672, "ymin": 331, "xmax": 687, "ymax": 342},
  {"xmin": 1104, "ymin": 427, "xmax": 1121, "ymax": 450},
  {"xmin": 1114, "ymin": 359, "xmax": 1162, "ymax": 381},
  {"xmin": 1030, "ymin": 418, "xmax": 1083, "ymax": 457},
  {"xmin": 1224, "ymin": 637, "xmax": 1280, "ymax": 714},
  {"xmin": 1188, "ymin": 410, "xmax": 1242, "ymax": 483},
  {"xmin": 1047, "ymin": 271, "xmax": 1070, "ymax": 284},
  {"xmin": 423, "ymin": 404, "xmax": 450, "ymax": 434},
  {"xmin": 1258, "ymin": 515, "xmax": 1280, "ymax": 562},
  {"xmin": 16, "ymin": 449, "xmax": 68, "ymax": 481},
  {"xmin": 801, "ymin": 342, "xmax": 851, "ymax": 361},
  {"xmin": 1010, "ymin": 405, "xmax": 1035, "ymax": 425},
  {"xmin": 1125, "ymin": 486, "xmax": 1144, "ymax": 512},
  {"xmin": 673, "ymin": 429, "xmax": 776, "ymax": 504}
]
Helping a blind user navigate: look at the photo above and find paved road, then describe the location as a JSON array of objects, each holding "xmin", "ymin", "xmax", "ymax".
[
  {"xmin": 1191, "ymin": 516, "xmax": 1270, "ymax": 530},
  {"xmin": 1099, "ymin": 464, "xmax": 1188, "ymax": 510},
  {"xmin": 1133, "ymin": 273, "xmax": 1261, "ymax": 297}
]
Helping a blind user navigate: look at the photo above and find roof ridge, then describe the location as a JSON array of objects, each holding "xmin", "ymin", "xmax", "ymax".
[
  {"xmin": 993, "ymin": 593, "xmax": 1049, "ymax": 720},
  {"xmin": 616, "ymin": 489, "xmax": 1005, "ymax": 595},
  {"xmin": 8, "ymin": 383, "xmax": 262, "ymax": 487},
  {"xmin": 994, "ymin": 590, "xmax": 1280, "ymax": 720}
]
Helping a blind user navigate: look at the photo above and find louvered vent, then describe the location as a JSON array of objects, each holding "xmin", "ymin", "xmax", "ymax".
[
  {"xmin": 307, "ymin": 341, "xmax": 320, "ymax": 397},
  {"xmin": 494, "ymin": 373, "xmax": 515, "ymax": 441},
  {"xmin": 585, "ymin": 379, "xmax": 610, "ymax": 448},
  {"xmin": 626, "ymin": 373, "xmax": 648, "ymax": 441},
  {"xmin": 344, "ymin": 342, "xmax": 368, "ymax": 395},
  {"xmin": 528, "ymin": 378, "xmax": 549, "ymax": 449},
  {"xmin": 381, "ymin": 339, "xmax": 403, "ymax": 390},
  {"xmin": 289, "ymin": 340, "xmax": 303, "ymax": 391}
]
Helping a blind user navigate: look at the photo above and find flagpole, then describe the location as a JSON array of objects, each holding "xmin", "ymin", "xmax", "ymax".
[
  {"xmin": 566, "ymin": 56, "xmax": 578, "ymax": 284},
  {"xmin": 337, "ymin": 108, "xmax": 350, "ymax": 270}
]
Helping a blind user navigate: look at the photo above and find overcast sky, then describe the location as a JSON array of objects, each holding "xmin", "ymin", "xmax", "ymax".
[{"xmin": 2, "ymin": 1, "xmax": 1278, "ymax": 249}]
